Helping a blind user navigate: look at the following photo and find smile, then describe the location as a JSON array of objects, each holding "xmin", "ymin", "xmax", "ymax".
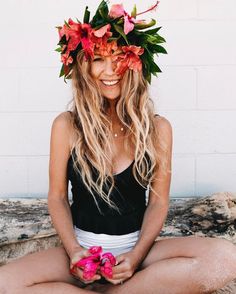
[{"xmin": 101, "ymin": 80, "xmax": 120, "ymax": 86}]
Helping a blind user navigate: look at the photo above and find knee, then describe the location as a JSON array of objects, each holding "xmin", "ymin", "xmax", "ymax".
[
  {"xmin": 0, "ymin": 266, "xmax": 23, "ymax": 294},
  {"xmin": 208, "ymin": 238, "xmax": 236, "ymax": 269},
  {"xmin": 196, "ymin": 238, "xmax": 236, "ymax": 292}
]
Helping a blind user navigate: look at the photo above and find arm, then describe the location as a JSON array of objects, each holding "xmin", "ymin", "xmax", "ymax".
[
  {"xmin": 47, "ymin": 112, "xmax": 82, "ymax": 258},
  {"xmin": 47, "ymin": 112, "xmax": 101, "ymax": 283},
  {"xmin": 108, "ymin": 116, "xmax": 172, "ymax": 284}
]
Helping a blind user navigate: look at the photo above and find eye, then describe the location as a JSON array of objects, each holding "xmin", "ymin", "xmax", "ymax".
[{"xmin": 93, "ymin": 57, "xmax": 103, "ymax": 62}]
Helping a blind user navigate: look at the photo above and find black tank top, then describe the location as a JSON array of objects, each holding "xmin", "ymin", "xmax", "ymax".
[{"xmin": 67, "ymin": 148, "xmax": 148, "ymax": 235}]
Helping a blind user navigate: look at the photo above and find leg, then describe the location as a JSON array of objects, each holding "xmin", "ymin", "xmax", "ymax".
[
  {"xmin": 92, "ymin": 236, "xmax": 236, "ymax": 294},
  {"xmin": 0, "ymin": 246, "xmax": 99, "ymax": 294}
]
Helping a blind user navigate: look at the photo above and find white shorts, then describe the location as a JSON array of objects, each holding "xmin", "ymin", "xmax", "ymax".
[{"xmin": 74, "ymin": 226, "xmax": 140, "ymax": 257}]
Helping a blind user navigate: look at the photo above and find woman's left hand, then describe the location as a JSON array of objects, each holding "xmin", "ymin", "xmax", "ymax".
[{"xmin": 103, "ymin": 250, "xmax": 141, "ymax": 285}]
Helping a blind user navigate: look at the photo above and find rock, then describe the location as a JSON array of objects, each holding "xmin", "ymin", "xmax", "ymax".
[
  {"xmin": 161, "ymin": 192, "xmax": 236, "ymax": 243},
  {"xmin": 0, "ymin": 192, "xmax": 236, "ymax": 293}
]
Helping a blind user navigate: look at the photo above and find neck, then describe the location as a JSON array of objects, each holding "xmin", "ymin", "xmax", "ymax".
[{"xmin": 106, "ymin": 98, "xmax": 119, "ymax": 120}]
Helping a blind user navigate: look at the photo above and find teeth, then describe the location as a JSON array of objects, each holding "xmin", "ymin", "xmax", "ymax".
[{"xmin": 101, "ymin": 80, "xmax": 119, "ymax": 86}]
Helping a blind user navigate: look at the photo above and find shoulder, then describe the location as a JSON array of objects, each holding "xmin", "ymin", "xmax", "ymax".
[
  {"xmin": 52, "ymin": 111, "xmax": 72, "ymax": 128},
  {"xmin": 154, "ymin": 114, "xmax": 172, "ymax": 137},
  {"xmin": 51, "ymin": 111, "xmax": 74, "ymax": 150}
]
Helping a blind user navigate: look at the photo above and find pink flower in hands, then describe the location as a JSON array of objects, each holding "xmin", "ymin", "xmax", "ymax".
[
  {"xmin": 76, "ymin": 252, "xmax": 101, "ymax": 280},
  {"xmin": 82, "ymin": 260, "xmax": 100, "ymax": 280},
  {"xmin": 100, "ymin": 252, "xmax": 116, "ymax": 278}
]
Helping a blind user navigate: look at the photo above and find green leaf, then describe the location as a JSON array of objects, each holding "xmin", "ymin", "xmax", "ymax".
[
  {"xmin": 91, "ymin": 0, "xmax": 109, "ymax": 25},
  {"xmin": 151, "ymin": 44, "xmax": 167, "ymax": 54},
  {"xmin": 135, "ymin": 19, "xmax": 156, "ymax": 30},
  {"xmin": 143, "ymin": 27, "xmax": 162, "ymax": 35},
  {"xmin": 131, "ymin": 4, "xmax": 137, "ymax": 18},
  {"xmin": 146, "ymin": 34, "xmax": 166, "ymax": 44},
  {"xmin": 113, "ymin": 24, "xmax": 129, "ymax": 44},
  {"xmin": 59, "ymin": 65, "xmax": 65, "ymax": 78},
  {"xmin": 55, "ymin": 47, "xmax": 62, "ymax": 52},
  {"xmin": 64, "ymin": 20, "xmax": 70, "ymax": 27},
  {"xmin": 83, "ymin": 6, "xmax": 90, "ymax": 23}
]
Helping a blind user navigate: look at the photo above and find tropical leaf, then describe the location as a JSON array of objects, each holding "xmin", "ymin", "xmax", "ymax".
[
  {"xmin": 113, "ymin": 24, "xmax": 129, "ymax": 44},
  {"xmin": 146, "ymin": 34, "xmax": 166, "ymax": 45},
  {"xmin": 55, "ymin": 47, "xmax": 62, "ymax": 52},
  {"xmin": 91, "ymin": 0, "xmax": 109, "ymax": 25},
  {"xmin": 135, "ymin": 19, "xmax": 156, "ymax": 30},
  {"xmin": 83, "ymin": 6, "xmax": 90, "ymax": 23},
  {"xmin": 131, "ymin": 4, "xmax": 137, "ymax": 18},
  {"xmin": 142, "ymin": 27, "xmax": 162, "ymax": 35},
  {"xmin": 59, "ymin": 64, "xmax": 65, "ymax": 78}
]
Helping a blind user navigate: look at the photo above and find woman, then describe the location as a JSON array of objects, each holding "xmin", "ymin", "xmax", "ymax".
[{"xmin": 1, "ymin": 1, "xmax": 236, "ymax": 293}]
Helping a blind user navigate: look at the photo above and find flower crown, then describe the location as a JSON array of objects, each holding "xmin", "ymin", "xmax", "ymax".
[{"xmin": 55, "ymin": 0, "xmax": 167, "ymax": 84}]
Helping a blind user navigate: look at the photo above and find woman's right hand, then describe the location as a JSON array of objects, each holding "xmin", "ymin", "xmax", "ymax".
[{"xmin": 69, "ymin": 247, "xmax": 101, "ymax": 284}]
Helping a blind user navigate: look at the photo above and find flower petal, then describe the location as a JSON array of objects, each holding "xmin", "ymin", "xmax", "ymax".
[
  {"xmin": 93, "ymin": 24, "xmax": 111, "ymax": 38},
  {"xmin": 109, "ymin": 4, "xmax": 125, "ymax": 18},
  {"xmin": 124, "ymin": 15, "xmax": 135, "ymax": 35}
]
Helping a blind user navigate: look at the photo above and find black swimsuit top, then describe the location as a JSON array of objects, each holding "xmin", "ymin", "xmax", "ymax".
[{"xmin": 67, "ymin": 148, "xmax": 148, "ymax": 235}]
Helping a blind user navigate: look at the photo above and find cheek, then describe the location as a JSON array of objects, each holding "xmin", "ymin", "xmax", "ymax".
[{"xmin": 90, "ymin": 63, "xmax": 103, "ymax": 79}]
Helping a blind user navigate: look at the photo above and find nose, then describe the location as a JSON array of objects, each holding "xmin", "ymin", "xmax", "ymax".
[{"xmin": 103, "ymin": 57, "xmax": 116, "ymax": 74}]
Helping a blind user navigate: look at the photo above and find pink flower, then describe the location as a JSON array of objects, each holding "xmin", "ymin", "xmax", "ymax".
[
  {"xmin": 70, "ymin": 246, "xmax": 116, "ymax": 280},
  {"xmin": 93, "ymin": 24, "xmax": 112, "ymax": 39},
  {"xmin": 100, "ymin": 252, "xmax": 116, "ymax": 279},
  {"xmin": 109, "ymin": 1, "xmax": 160, "ymax": 35},
  {"xmin": 109, "ymin": 3, "xmax": 136, "ymax": 35},
  {"xmin": 115, "ymin": 45, "xmax": 144, "ymax": 75},
  {"xmin": 109, "ymin": 4, "xmax": 125, "ymax": 18}
]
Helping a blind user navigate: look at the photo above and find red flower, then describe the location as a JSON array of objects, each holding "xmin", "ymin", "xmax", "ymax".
[{"xmin": 115, "ymin": 45, "xmax": 144, "ymax": 75}]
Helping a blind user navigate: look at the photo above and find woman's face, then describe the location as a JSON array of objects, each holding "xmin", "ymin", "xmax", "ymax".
[{"xmin": 90, "ymin": 53, "xmax": 122, "ymax": 100}]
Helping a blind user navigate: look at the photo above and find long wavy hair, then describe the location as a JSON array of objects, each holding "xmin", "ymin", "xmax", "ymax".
[{"xmin": 67, "ymin": 50, "xmax": 169, "ymax": 212}]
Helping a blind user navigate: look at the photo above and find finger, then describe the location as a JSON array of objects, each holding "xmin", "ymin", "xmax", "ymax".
[
  {"xmin": 115, "ymin": 254, "xmax": 126, "ymax": 265},
  {"xmin": 112, "ymin": 263, "xmax": 127, "ymax": 275},
  {"xmin": 105, "ymin": 278, "xmax": 125, "ymax": 285},
  {"xmin": 110, "ymin": 273, "xmax": 126, "ymax": 280}
]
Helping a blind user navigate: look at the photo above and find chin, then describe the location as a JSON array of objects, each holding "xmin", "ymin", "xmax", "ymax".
[{"xmin": 103, "ymin": 93, "xmax": 121, "ymax": 100}]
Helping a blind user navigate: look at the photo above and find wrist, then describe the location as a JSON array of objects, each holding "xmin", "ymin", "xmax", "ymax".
[{"xmin": 66, "ymin": 243, "xmax": 84, "ymax": 259}]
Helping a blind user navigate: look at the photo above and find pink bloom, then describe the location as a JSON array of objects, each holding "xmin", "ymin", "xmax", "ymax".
[
  {"xmin": 109, "ymin": 4, "xmax": 125, "ymax": 18},
  {"xmin": 100, "ymin": 252, "xmax": 116, "ymax": 279},
  {"xmin": 109, "ymin": 1, "xmax": 160, "ymax": 35},
  {"xmin": 70, "ymin": 246, "xmax": 117, "ymax": 280},
  {"xmin": 93, "ymin": 24, "xmax": 112, "ymax": 38},
  {"xmin": 109, "ymin": 3, "xmax": 136, "ymax": 35},
  {"xmin": 124, "ymin": 14, "xmax": 135, "ymax": 35},
  {"xmin": 115, "ymin": 45, "xmax": 144, "ymax": 75},
  {"xmin": 88, "ymin": 246, "xmax": 102, "ymax": 255}
]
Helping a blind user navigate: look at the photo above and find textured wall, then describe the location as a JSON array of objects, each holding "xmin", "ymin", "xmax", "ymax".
[{"xmin": 0, "ymin": 0, "xmax": 235, "ymax": 198}]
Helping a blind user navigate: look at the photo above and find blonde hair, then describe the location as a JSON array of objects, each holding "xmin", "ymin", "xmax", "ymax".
[{"xmin": 67, "ymin": 50, "xmax": 169, "ymax": 213}]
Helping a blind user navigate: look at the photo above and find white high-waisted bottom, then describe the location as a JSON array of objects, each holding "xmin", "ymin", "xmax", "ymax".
[{"xmin": 74, "ymin": 226, "xmax": 140, "ymax": 257}]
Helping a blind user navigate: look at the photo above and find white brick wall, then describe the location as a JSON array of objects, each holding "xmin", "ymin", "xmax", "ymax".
[{"xmin": 0, "ymin": 0, "xmax": 235, "ymax": 198}]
